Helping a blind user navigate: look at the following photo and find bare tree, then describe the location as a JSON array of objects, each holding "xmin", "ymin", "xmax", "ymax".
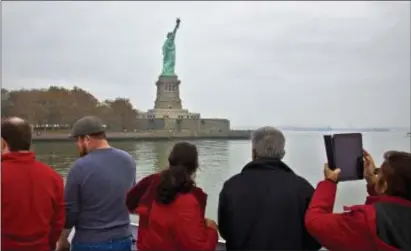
[{"xmin": 1, "ymin": 87, "xmax": 138, "ymax": 131}]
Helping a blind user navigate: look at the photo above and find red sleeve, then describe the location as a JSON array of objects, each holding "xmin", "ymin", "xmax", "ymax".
[
  {"xmin": 126, "ymin": 173, "xmax": 158, "ymax": 212},
  {"xmin": 173, "ymin": 196, "xmax": 218, "ymax": 250},
  {"xmin": 49, "ymin": 176, "xmax": 65, "ymax": 250},
  {"xmin": 304, "ymin": 180, "xmax": 370, "ymax": 250}
]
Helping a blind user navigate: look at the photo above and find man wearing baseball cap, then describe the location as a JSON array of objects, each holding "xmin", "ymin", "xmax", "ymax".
[{"xmin": 57, "ymin": 116, "xmax": 136, "ymax": 251}]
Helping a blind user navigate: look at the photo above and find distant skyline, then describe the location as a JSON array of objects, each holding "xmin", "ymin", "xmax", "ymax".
[
  {"xmin": 2, "ymin": 1, "xmax": 410, "ymax": 128},
  {"xmin": 235, "ymin": 125, "xmax": 408, "ymax": 131}
]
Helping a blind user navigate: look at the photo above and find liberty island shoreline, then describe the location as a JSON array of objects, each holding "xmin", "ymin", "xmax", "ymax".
[{"xmin": 31, "ymin": 130, "xmax": 253, "ymax": 142}]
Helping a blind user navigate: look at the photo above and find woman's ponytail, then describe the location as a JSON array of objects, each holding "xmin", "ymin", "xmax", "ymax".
[
  {"xmin": 156, "ymin": 165, "xmax": 194, "ymax": 204},
  {"xmin": 155, "ymin": 142, "xmax": 199, "ymax": 204}
]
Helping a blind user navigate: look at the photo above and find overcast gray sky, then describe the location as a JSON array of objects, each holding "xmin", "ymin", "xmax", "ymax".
[{"xmin": 2, "ymin": 1, "xmax": 410, "ymax": 129}]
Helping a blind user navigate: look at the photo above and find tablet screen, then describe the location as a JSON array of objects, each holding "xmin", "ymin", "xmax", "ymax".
[{"xmin": 332, "ymin": 133, "xmax": 363, "ymax": 181}]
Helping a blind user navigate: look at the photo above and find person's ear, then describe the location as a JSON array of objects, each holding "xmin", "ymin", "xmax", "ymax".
[
  {"xmin": 84, "ymin": 135, "xmax": 92, "ymax": 144},
  {"xmin": 2, "ymin": 138, "xmax": 8, "ymax": 153},
  {"xmin": 280, "ymin": 149, "xmax": 286, "ymax": 159},
  {"xmin": 252, "ymin": 149, "xmax": 257, "ymax": 161},
  {"xmin": 375, "ymin": 176, "xmax": 388, "ymax": 195}
]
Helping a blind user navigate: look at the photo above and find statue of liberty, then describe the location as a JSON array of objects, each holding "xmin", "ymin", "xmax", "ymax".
[{"xmin": 161, "ymin": 18, "xmax": 180, "ymax": 77}]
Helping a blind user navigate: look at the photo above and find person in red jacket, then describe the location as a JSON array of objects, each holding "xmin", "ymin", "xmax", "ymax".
[
  {"xmin": 305, "ymin": 150, "xmax": 411, "ymax": 251},
  {"xmin": 1, "ymin": 117, "xmax": 65, "ymax": 251},
  {"xmin": 126, "ymin": 142, "xmax": 218, "ymax": 251}
]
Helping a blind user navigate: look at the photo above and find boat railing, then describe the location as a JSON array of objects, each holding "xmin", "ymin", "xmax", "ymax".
[
  {"xmin": 69, "ymin": 222, "xmax": 328, "ymax": 251},
  {"xmin": 69, "ymin": 222, "xmax": 227, "ymax": 250}
]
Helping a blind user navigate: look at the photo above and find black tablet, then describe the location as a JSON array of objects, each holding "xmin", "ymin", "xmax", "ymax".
[{"xmin": 323, "ymin": 133, "xmax": 364, "ymax": 182}]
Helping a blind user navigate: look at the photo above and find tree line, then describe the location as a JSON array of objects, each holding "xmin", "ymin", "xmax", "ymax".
[{"xmin": 1, "ymin": 86, "xmax": 139, "ymax": 131}]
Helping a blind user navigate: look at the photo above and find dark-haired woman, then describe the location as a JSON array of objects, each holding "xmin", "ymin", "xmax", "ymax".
[
  {"xmin": 305, "ymin": 150, "xmax": 411, "ymax": 250},
  {"xmin": 126, "ymin": 142, "xmax": 218, "ymax": 251}
]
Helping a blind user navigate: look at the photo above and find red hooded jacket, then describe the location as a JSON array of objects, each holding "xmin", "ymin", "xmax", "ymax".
[
  {"xmin": 1, "ymin": 152, "xmax": 65, "ymax": 251},
  {"xmin": 305, "ymin": 180, "xmax": 411, "ymax": 251},
  {"xmin": 126, "ymin": 173, "xmax": 218, "ymax": 251}
]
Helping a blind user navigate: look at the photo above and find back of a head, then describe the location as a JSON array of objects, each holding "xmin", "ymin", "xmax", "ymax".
[
  {"xmin": 251, "ymin": 126, "xmax": 286, "ymax": 159},
  {"xmin": 156, "ymin": 142, "xmax": 199, "ymax": 204},
  {"xmin": 168, "ymin": 142, "xmax": 198, "ymax": 171},
  {"xmin": 1, "ymin": 117, "xmax": 32, "ymax": 152},
  {"xmin": 382, "ymin": 150, "xmax": 411, "ymax": 200}
]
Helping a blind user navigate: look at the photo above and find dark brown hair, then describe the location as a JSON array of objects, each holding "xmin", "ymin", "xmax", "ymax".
[
  {"xmin": 1, "ymin": 117, "xmax": 32, "ymax": 151},
  {"xmin": 381, "ymin": 151, "xmax": 411, "ymax": 201},
  {"xmin": 156, "ymin": 142, "xmax": 199, "ymax": 204}
]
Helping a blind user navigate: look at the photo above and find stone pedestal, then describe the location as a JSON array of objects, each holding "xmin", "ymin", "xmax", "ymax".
[{"xmin": 154, "ymin": 75, "xmax": 182, "ymax": 110}]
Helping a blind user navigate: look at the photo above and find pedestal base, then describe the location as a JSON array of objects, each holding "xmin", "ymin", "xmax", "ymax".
[{"xmin": 154, "ymin": 75, "xmax": 182, "ymax": 110}]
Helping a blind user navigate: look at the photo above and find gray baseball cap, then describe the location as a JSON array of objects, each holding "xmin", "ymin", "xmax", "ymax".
[{"xmin": 70, "ymin": 116, "xmax": 106, "ymax": 138}]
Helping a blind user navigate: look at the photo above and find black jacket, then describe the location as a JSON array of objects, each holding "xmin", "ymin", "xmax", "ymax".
[{"xmin": 218, "ymin": 158, "xmax": 321, "ymax": 250}]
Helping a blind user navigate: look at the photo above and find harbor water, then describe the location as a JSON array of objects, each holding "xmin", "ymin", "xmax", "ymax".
[{"xmin": 32, "ymin": 131, "xmax": 411, "ymax": 223}]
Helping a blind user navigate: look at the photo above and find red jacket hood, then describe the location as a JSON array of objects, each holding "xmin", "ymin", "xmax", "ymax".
[{"xmin": 1, "ymin": 151, "xmax": 36, "ymax": 163}]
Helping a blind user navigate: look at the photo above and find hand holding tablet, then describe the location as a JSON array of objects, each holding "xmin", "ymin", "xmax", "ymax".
[{"xmin": 323, "ymin": 133, "xmax": 364, "ymax": 182}]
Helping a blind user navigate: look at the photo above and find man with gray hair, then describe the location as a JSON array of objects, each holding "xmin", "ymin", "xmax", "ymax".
[{"xmin": 218, "ymin": 126, "xmax": 321, "ymax": 250}]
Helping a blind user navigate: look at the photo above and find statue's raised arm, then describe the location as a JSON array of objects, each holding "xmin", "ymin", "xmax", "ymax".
[{"xmin": 171, "ymin": 18, "xmax": 180, "ymax": 40}]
